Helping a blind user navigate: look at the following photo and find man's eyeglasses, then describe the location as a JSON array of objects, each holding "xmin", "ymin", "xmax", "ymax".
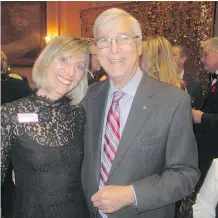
[{"xmin": 95, "ymin": 34, "xmax": 139, "ymax": 49}]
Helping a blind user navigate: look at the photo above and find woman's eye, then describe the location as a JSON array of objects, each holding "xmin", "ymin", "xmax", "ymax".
[{"xmin": 75, "ymin": 65, "xmax": 84, "ymax": 71}]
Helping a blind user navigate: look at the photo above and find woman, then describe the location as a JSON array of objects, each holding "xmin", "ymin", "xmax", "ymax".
[
  {"xmin": 140, "ymin": 36, "xmax": 183, "ymax": 88},
  {"xmin": 193, "ymin": 158, "xmax": 218, "ymax": 218},
  {"xmin": 140, "ymin": 36, "xmax": 187, "ymax": 218},
  {"xmin": 1, "ymin": 35, "xmax": 91, "ymax": 218}
]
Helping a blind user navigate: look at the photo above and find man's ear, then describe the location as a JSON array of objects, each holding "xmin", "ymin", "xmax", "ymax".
[
  {"xmin": 137, "ymin": 41, "xmax": 142, "ymax": 56},
  {"xmin": 95, "ymin": 46, "xmax": 100, "ymax": 61}
]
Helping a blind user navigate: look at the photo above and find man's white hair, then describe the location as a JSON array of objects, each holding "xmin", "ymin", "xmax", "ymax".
[
  {"xmin": 93, "ymin": 8, "xmax": 142, "ymax": 40},
  {"xmin": 201, "ymin": 37, "xmax": 218, "ymax": 53}
]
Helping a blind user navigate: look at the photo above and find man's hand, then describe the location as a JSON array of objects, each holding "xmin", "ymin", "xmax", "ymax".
[
  {"xmin": 91, "ymin": 185, "xmax": 135, "ymax": 213},
  {"xmin": 192, "ymin": 109, "xmax": 203, "ymax": 123}
]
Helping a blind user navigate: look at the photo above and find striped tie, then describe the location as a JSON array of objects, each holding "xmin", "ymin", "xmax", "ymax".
[{"xmin": 99, "ymin": 91, "xmax": 125, "ymax": 218}]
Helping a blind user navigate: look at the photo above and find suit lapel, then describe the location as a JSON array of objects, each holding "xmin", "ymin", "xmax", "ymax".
[
  {"xmin": 92, "ymin": 81, "xmax": 109, "ymax": 185},
  {"xmin": 200, "ymin": 80, "xmax": 217, "ymax": 110},
  {"xmin": 108, "ymin": 75, "xmax": 157, "ymax": 181},
  {"xmin": 182, "ymin": 72, "xmax": 188, "ymax": 82},
  {"xmin": 183, "ymin": 72, "xmax": 192, "ymax": 95}
]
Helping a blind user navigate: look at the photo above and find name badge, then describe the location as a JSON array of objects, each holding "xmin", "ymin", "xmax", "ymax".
[{"xmin": 17, "ymin": 113, "xmax": 38, "ymax": 123}]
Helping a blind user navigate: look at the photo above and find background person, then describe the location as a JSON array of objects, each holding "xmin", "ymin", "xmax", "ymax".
[
  {"xmin": 88, "ymin": 44, "xmax": 107, "ymax": 85},
  {"xmin": 172, "ymin": 45, "xmax": 203, "ymax": 109},
  {"xmin": 1, "ymin": 51, "xmax": 29, "ymax": 83},
  {"xmin": 192, "ymin": 37, "xmax": 218, "ymax": 179},
  {"xmin": 1, "ymin": 51, "xmax": 32, "ymax": 218},
  {"xmin": 140, "ymin": 36, "xmax": 183, "ymax": 89}
]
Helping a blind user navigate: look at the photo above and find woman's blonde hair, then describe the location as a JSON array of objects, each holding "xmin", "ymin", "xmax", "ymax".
[
  {"xmin": 141, "ymin": 36, "xmax": 182, "ymax": 88},
  {"xmin": 32, "ymin": 35, "xmax": 92, "ymax": 105}
]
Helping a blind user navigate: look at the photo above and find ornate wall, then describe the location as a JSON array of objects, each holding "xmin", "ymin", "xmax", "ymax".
[{"xmin": 80, "ymin": 1, "xmax": 215, "ymax": 92}]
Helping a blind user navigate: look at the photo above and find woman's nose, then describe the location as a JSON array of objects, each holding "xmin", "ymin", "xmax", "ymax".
[{"xmin": 65, "ymin": 65, "xmax": 75, "ymax": 76}]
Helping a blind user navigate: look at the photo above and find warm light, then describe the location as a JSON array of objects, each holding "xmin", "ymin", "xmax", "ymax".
[
  {"xmin": 7, "ymin": 66, "xmax": 11, "ymax": 71},
  {"xmin": 45, "ymin": 36, "xmax": 52, "ymax": 44},
  {"xmin": 45, "ymin": 33, "xmax": 57, "ymax": 44}
]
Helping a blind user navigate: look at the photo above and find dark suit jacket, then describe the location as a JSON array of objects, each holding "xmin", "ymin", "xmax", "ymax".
[
  {"xmin": 82, "ymin": 73, "xmax": 200, "ymax": 218},
  {"xmin": 183, "ymin": 72, "xmax": 203, "ymax": 109},
  {"xmin": 195, "ymin": 79, "xmax": 218, "ymax": 176},
  {"xmin": 88, "ymin": 68, "xmax": 106, "ymax": 86},
  {"xmin": 1, "ymin": 74, "xmax": 32, "ymax": 215},
  {"xmin": 1, "ymin": 74, "xmax": 32, "ymax": 104},
  {"xmin": 5, "ymin": 69, "xmax": 29, "ymax": 84}
]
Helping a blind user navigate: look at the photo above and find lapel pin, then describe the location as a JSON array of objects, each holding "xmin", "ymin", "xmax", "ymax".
[{"xmin": 143, "ymin": 106, "xmax": 147, "ymax": 110}]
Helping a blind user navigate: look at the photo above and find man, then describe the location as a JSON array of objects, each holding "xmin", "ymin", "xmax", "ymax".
[
  {"xmin": 1, "ymin": 51, "xmax": 29, "ymax": 83},
  {"xmin": 1, "ymin": 51, "xmax": 32, "ymax": 103},
  {"xmin": 82, "ymin": 8, "xmax": 200, "ymax": 218},
  {"xmin": 172, "ymin": 45, "xmax": 203, "ymax": 109},
  {"xmin": 192, "ymin": 37, "xmax": 218, "ymax": 178},
  {"xmin": 88, "ymin": 45, "xmax": 107, "ymax": 85}
]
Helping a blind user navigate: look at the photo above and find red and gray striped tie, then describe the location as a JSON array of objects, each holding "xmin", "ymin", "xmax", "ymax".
[{"xmin": 99, "ymin": 91, "xmax": 125, "ymax": 217}]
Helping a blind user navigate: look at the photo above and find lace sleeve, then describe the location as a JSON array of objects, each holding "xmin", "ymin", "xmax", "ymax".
[
  {"xmin": 74, "ymin": 104, "xmax": 86, "ymax": 134},
  {"xmin": 1, "ymin": 104, "xmax": 15, "ymax": 183}
]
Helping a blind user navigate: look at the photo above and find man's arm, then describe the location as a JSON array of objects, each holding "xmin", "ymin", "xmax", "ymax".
[
  {"xmin": 131, "ymin": 94, "xmax": 200, "ymax": 213},
  {"xmin": 192, "ymin": 109, "xmax": 218, "ymax": 130}
]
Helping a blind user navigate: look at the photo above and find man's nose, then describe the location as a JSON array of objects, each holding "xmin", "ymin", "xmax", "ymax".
[{"xmin": 111, "ymin": 39, "xmax": 120, "ymax": 54}]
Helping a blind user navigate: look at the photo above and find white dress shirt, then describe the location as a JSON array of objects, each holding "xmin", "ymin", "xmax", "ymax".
[
  {"xmin": 101, "ymin": 68, "xmax": 143, "ymax": 154},
  {"xmin": 212, "ymin": 70, "xmax": 218, "ymax": 86},
  {"xmin": 99, "ymin": 68, "xmax": 143, "ymax": 209},
  {"xmin": 193, "ymin": 158, "xmax": 218, "ymax": 218},
  {"xmin": 179, "ymin": 69, "xmax": 185, "ymax": 80}
]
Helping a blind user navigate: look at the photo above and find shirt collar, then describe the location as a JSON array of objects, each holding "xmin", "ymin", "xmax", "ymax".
[
  {"xmin": 109, "ymin": 67, "xmax": 143, "ymax": 97},
  {"xmin": 216, "ymin": 70, "xmax": 218, "ymax": 75},
  {"xmin": 179, "ymin": 69, "xmax": 184, "ymax": 79}
]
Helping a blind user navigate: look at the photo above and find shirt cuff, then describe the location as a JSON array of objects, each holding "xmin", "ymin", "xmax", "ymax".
[{"xmin": 129, "ymin": 185, "xmax": 137, "ymax": 206}]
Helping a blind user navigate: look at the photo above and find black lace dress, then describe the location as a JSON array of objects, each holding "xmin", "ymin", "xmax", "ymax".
[{"xmin": 1, "ymin": 93, "xmax": 89, "ymax": 218}]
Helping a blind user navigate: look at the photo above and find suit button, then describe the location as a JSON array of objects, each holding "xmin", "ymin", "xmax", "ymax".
[{"xmin": 92, "ymin": 211, "xmax": 96, "ymax": 217}]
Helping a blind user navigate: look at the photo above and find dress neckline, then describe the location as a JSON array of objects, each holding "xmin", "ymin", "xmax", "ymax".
[{"xmin": 32, "ymin": 90, "xmax": 68, "ymax": 106}]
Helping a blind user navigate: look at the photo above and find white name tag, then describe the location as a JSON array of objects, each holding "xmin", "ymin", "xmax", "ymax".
[{"xmin": 17, "ymin": 113, "xmax": 38, "ymax": 123}]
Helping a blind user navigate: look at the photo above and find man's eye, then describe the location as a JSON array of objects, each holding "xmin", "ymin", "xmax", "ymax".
[
  {"xmin": 119, "ymin": 35, "xmax": 130, "ymax": 40},
  {"xmin": 60, "ymin": 57, "xmax": 68, "ymax": 63},
  {"xmin": 99, "ymin": 38, "xmax": 108, "ymax": 43}
]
